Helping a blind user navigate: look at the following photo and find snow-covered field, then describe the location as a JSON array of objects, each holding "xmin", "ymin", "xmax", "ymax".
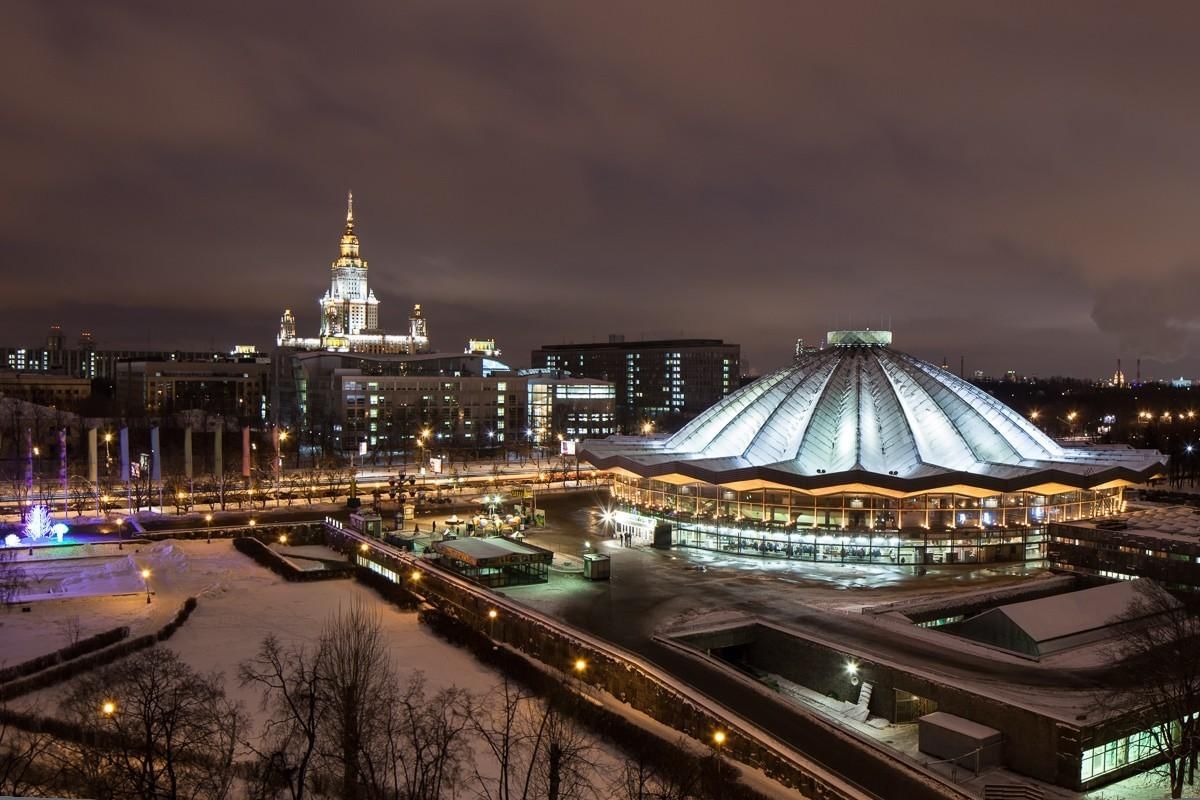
[{"xmin": 4, "ymin": 538, "xmax": 631, "ymax": 792}]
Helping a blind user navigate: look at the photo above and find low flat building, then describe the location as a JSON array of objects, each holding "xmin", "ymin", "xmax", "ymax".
[
  {"xmin": 115, "ymin": 358, "xmax": 270, "ymax": 419},
  {"xmin": 1049, "ymin": 505, "xmax": 1200, "ymax": 590},
  {"xmin": 332, "ymin": 368, "xmax": 615, "ymax": 457},
  {"xmin": 0, "ymin": 371, "xmax": 91, "ymax": 406},
  {"xmin": 432, "ymin": 536, "xmax": 553, "ymax": 587}
]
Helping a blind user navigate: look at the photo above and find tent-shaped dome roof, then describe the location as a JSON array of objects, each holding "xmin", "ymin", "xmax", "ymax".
[{"xmin": 581, "ymin": 331, "xmax": 1165, "ymax": 493}]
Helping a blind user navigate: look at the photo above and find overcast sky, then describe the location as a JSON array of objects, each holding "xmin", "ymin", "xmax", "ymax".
[{"xmin": 5, "ymin": 2, "xmax": 1200, "ymax": 377}]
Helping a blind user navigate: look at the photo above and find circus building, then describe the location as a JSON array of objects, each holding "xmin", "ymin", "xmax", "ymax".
[{"xmin": 582, "ymin": 331, "xmax": 1165, "ymax": 567}]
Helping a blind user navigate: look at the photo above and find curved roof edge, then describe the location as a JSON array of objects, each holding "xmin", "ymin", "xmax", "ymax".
[{"xmin": 580, "ymin": 448, "xmax": 1167, "ymax": 495}]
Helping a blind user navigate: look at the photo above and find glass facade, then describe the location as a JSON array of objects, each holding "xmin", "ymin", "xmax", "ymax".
[
  {"xmin": 1080, "ymin": 729, "xmax": 1159, "ymax": 782},
  {"xmin": 612, "ymin": 475, "xmax": 1123, "ymax": 566}
]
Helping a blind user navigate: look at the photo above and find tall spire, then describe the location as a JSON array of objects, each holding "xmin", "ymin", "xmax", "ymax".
[{"xmin": 338, "ymin": 190, "xmax": 361, "ymax": 260}]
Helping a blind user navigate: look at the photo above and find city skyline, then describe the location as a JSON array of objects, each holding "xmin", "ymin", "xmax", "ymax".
[{"xmin": 7, "ymin": 4, "xmax": 1200, "ymax": 377}]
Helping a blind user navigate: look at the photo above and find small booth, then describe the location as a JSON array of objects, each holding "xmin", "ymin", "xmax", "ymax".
[
  {"xmin": 582, "ymin": 552, "xmax": 611, "ymax": 581},
  {"xmin": 918, "ymin": 712, "xmax": 1002, "ymax": 772},
  {"xmin": 350, "ymin": 511, "xmax": 383, "ymax": 539}
]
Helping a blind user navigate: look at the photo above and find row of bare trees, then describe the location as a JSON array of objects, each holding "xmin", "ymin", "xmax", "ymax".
[{"xmin": 0, "ymin": 602, "xmax": 727, "ymax": 800}]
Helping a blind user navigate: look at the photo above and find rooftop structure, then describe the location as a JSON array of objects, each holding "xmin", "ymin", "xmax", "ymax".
[{"xmin": 946, "ymin": 579, "xmax": 1163, "ymax": 658}]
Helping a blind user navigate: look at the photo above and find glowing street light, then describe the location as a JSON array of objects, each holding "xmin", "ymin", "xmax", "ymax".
[
  {"xmin": 101, "ymin": 700, "xmax": 116, "ymax": 716},
  {"xmin": 141, "ymin": 568, "xmax": 151, "ymax": 604},
  {"xmin": 278, "ymin": 533, "xmax": 288, "ymax": 545},
  {"xmin": 488, "ymin": 609, "xmax": 498, "ymax": 620},
  {"xmin": 641, "ymin": 421, "xmax": 654, "ymax": 435},
  {"xmin": 713, "ymin": 730, "xmax": 726, "ymax": 746},
  {"xmin": 573, "ymin": 658, "xmax": 587, "ymax": 674},
  {"xmin": 360, "ymin": 542, "xmax": 369, "ymax": 553},
  {"xmin": 846, "ymin": 661, "xmax": 858, "ymax": 676}
]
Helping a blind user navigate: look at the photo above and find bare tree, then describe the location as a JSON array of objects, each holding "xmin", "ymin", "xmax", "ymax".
[
  {"xmin": 240, "ymin": 634, "xmax": 323, "ymax": 800},
  {"xmin": 0, "ymin": 708, "xmax": 64, "ymax": 796},
  {"xmin": 361, "ymin": 674, "xmax": 473, "ymax": 800},
  {"xmin": 58, "ymin": 647, "xmax": 244, "ymax": 800},
  {"xmin": 1105, "ymin": 580, "xmax": 1200, "ymax": 798},
  {"xmin": 316, "ymin": 601, "xmax": 393, "ymax": 800}
]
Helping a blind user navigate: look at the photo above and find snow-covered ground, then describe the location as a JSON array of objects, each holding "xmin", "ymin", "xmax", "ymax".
[{"xmin": 5, "ymin": 538, "xmax": 635, "ymax": 792}]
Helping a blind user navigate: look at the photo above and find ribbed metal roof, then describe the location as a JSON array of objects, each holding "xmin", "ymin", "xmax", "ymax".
[{"xmin": 581, "ymin": 333, "xmax": 1165, "ymax": 492}]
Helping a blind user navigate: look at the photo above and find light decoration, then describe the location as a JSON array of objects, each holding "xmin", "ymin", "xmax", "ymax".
[
  {"xmin": 25, "ymin": 505, "xmax": 51, "ymax": 541},
  {"xmin": 4, "ymin": 533, "xmax": 19, "ymax": 547},
  {"xmin": 51, "ymin": 522, "xmax": 69, "ymax": 542}
]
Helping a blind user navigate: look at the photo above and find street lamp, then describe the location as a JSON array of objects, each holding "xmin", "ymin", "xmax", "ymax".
[
  {"xmin": 141, "ymin": 568, "xmax": 151, "ymax": 604},
  {"xmin": 101, "ymin": 700, "xmax": 116, "ymax": 717},
  {"xmin": 205, "ymin": 513, "xmax": 213, "ymax": 542},
  {"xmin": 278, "ymin": 533, "xmax": 288, "ymax": 545}
]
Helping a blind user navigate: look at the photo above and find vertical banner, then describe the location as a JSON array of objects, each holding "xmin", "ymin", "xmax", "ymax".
[
  {"xmin": 24, "ymin": 428, "xmax": 32, "ymax": 496},
  {"xmin": 214, "ymin": 429, "xmax": 223, "ymax": 479},
  {"xmin": 87, "ymin": 428, "xmax": 98, "ymax": 483},
  {"xmin": 59, "ymin": 429, "xmax": 68, "ymax": 518},
  {"xmin": 119, "ymin": 427, "xmax": 130, "ymax": 483},
  {"xmin": 183, "ymin": 427, "xmax": 193, "ymax": 480},
  {"xmin": 150, "ymin": 427, "xmax": 161, "ymax": 482},
  {"xmin": 272, "ymin": 427, "xmax": 281, "ymax": 477},
  {"xmin": 241, "ymin": 426, "xmax": 251, "ymax": 478}
]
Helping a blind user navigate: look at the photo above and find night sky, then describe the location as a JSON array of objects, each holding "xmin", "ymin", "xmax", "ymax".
[{"xmin": 5, "ymin": 2, "xmax": 1200, "ymax": 378}]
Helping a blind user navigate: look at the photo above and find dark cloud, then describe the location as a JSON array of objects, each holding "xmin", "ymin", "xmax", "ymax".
[{"xmin": 3, "ymin": 2, "xmax": 1200, "ymax": 377}]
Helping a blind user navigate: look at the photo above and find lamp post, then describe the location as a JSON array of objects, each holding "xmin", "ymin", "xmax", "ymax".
[
  {"xmin": 140, "ymin": 568, "xmax": 151, "ymax": 604},
  {"xmin": 101, "ymin": 700, "xmax": 116, "ymax": 717},
  {"xmin": 712, "ymin": 730, "xmax": 727, "ymax": 792},
  {"xmin": 487, "ymin": 608, "xmax": 498, "ymax": 649},
  {"xmin": 205, "ymin": 513, "xmax": 213, "ymax": 543}
]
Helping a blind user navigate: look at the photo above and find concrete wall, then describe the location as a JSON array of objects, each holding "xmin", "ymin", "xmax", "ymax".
[{"xmin": 688, "ymin": 623, "xmax": 1088, "ymax": 789}]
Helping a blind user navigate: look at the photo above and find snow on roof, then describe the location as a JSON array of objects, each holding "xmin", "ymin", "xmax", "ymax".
[
  {"xmin": 434, "ymin": 536, "xmax": 549, "ymax": 565},
  {"xmin": 581, "ymin": 341, "xmax": 1164, "ymax": 491},
  {"xmin": 919, "ymin": 711, "xmax": 1001, "ymax": 742},
  {"xmin": 991, "ymin": 579, "xmax": 1150, "ymax": 644}
]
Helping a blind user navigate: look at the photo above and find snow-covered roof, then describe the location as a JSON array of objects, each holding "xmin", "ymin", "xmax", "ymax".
[
  {"xmin": 990, "ymin": 579, "xmax": 1151, "ymax": 645},
  {"xmin": 581, "ymin": 332, "xmax": 1165, "ymax": 493}
]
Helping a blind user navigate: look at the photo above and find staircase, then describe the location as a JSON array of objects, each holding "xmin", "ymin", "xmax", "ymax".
[{"xmin": 844, "ymin": 681, "xmax": 873, "ymax": 722}]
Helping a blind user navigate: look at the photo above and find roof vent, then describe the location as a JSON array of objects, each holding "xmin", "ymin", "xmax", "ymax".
[{"xmin": 826, "ymin": 330, "xmax": 892, "ymax": 347}]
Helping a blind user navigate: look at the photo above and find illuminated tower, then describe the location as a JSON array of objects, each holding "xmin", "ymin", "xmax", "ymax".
[
  {"xmin": 319, "ymin": 191, "xmax": 380, "ymax": 338},
  {"xmin": 279, "ymin": 309, "xmax": 296, "ymax": 342},
  {"xmin": 409, "ymin": 303, "xmax": 428, "ymax": 341}
]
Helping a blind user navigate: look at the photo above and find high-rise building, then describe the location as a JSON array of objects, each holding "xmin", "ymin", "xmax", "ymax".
[
  {"xmin": 277, "ymin": 193, "xmax": 430, "ymax": 354},
  {"xmin": 531, "ymin": 338, "xmax": 739, "ymax": 433}
]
